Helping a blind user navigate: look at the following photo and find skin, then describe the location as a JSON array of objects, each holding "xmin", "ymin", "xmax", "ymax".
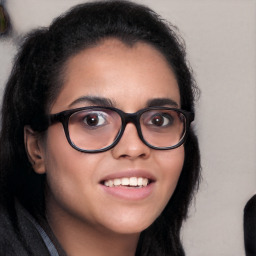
[{"xmin": 25, "ymin": 39, "xmax": 185, "ymax": 256}]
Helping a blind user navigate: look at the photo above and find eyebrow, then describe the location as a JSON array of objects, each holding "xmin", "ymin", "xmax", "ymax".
[
  {"xmin": 146, "ymin": 98, "xmax": 179, "ymax": 108},
  {"xmin": 69, "ymin": 96, "xmax": 115, "ymax": 108},
  {"xmin": 69, "ymin": 96, "xmax": 178, "ymax": 108}
]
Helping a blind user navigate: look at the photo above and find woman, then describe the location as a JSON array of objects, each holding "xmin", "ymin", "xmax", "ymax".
[{"xmin": 0, "ymin": 1, "xmax": 200, "ymax": 255}]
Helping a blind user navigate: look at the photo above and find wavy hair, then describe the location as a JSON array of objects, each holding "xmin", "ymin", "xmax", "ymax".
[{"xmin": 0, "ymin": 1, "xmax": 201, "ymax": 255}]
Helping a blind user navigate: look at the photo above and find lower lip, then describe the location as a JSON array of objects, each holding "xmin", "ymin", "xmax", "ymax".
[{"xmin": 100, "ymin": 183, "xmax": 155, "ymax": 201}]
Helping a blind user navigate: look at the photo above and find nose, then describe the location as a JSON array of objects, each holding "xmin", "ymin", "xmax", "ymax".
[{"xmin": 111, "ymin": 123, "xmax": 151, "ymax": 160}]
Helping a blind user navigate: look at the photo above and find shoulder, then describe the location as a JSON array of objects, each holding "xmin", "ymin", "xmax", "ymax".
[
  {"xmin": 0, "ymin": 207, "xmax": 19, "ymax": 255},
  {"xmin": 0, "ymin": 205, "xmax": 28, "ymax": 255},
  {"xmin": 0, "ymin": 203, "xmax": 50, "ymax": 256}
]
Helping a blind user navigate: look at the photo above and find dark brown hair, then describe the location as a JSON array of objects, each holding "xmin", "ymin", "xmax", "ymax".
[{"xmin": 0, "ymin": 1, "xmax": 201, "ymax": 255}]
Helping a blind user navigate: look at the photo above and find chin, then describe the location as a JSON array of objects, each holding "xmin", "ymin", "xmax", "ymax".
[{"xmin": 99, "ymin": 213, "xmax": 157, "ymax": 235}]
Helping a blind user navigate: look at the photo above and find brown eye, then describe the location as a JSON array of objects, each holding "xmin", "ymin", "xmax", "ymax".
[
  {"xmin": 151, "ymin": 115, "xmax": 164, "ymax": 126},
  {"xmin": 85, "ymin": 114, "xmax": 99, "ymax": 126},
  {"xmin": 150, "ymin": 113, "xmax": 173, "ymax": 127},
  {"xmin": 83, "ymin": 112, "xmax": 107, "ymax": 127}
]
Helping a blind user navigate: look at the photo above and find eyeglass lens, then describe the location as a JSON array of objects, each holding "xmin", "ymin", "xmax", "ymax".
[{"xmin": 68, "ymin": 108, "xmax": 186, "ymax": 151}]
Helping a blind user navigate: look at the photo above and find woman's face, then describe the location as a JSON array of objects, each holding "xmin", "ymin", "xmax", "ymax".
[{"xmin": 33, "ymin": 39, "xmax": 184, "ymax": 235}]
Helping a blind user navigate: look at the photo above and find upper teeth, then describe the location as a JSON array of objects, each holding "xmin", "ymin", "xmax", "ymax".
[{"xmin": 104, "ymin": 177, "xmax": 149, "ymax": 187}]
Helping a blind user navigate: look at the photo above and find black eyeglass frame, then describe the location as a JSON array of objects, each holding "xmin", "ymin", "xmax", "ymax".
[{"xmin": 47, "ymin": 106, "xmax": 194, "ymax": 153}]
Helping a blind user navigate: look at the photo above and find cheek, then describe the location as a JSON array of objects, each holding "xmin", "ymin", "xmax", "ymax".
[
  {"xmin": 42, "ymin": 128, "xmax": 105, "ymax": 220},
  {"xmin": 42, "ymin": 127, "xmax": 92, "ymax": 200},
  {"xmin": 154, "ymin": 146, "xmax": 185, "ymax": 201},
  {"xmin": 42, "ymin": 125, "xmax": 110, "ymax": 195},
  {"xmin": 156, "ymin": 145, "xmax": 184, "ymax": 175}
]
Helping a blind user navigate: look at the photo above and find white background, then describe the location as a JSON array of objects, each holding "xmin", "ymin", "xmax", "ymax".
[{"xmin": 0, "ymin": 1, "xmax": 255, "ymax": 255}]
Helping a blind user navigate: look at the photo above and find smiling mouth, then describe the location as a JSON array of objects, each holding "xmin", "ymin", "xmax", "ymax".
[{"xmin": 103, "ymin": 177, "xmax": 150, "ymax": 188}]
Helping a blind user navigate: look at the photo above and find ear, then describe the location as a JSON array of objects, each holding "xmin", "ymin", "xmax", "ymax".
[{"xmin": 24, "ymin": 126, "xmax": 46, "ymax": 174}]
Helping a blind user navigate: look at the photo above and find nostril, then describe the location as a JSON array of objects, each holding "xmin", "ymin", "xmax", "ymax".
[{"xmin": 119, "ymin": 152, "xmax": 147, "ymax": 160}]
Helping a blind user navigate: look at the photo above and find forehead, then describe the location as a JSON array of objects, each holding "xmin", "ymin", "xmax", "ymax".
[{"xmin": 51, "ymin": 39, "xmax": 180, "ymax": 113}]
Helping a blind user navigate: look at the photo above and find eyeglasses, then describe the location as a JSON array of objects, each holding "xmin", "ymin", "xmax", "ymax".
[{"xmin": 47, "ymin": 106, "xmax": 194, "ymax": 153}]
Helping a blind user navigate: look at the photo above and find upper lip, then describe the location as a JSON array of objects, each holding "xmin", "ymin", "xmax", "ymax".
[{"xmin": 100, "ymin": 169, "xmax": 156, "ymax": 183}]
